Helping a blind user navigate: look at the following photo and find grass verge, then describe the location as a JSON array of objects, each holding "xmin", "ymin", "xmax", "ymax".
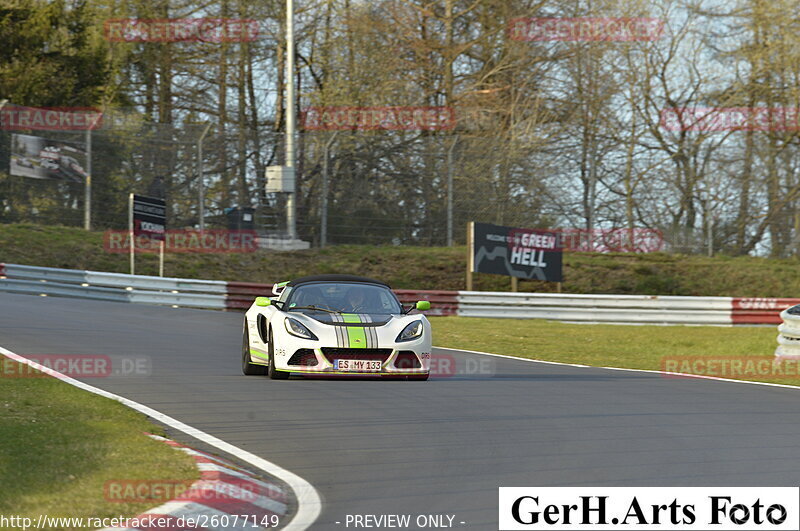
[
  {"xmin": 429, "ymin": 317, "xmax": 798, "ymax": 387},
  {"xmin": 0, "ymin": 358, "xmax": 198, "ymax": 527}
]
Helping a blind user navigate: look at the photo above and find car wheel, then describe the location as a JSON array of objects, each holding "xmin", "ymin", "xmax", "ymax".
[
  {"xmin": 407, "ymin": 373, "xmax": 429, "ymax": 381},
  {"xmin": 242, "ymin": 319, "xmax": 266, "ymax": 375},
  {"xmin": 267, "ymin": 327, "xmax": 289, "ymax": 380}
]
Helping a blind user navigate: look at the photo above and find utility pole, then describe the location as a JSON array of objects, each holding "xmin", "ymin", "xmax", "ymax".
[
  {"xmin": 321, "ymin": 131, "xmax": 338, "ymax": 248},
  {"xmin": 285, "ymin": 0, "xmax": 297, "ymax": 239},
  {"xmin": 85, "ymin": 128, "xmax": 92, "ymax": 230},
  {"xmin": 706, "ymin": 196, "xmax": 714, "ymax": 257},
  {"xmin": 83, "ymin": 111, "xmax": 103, "ymax": 231},
  {"xmin": 447, "ymin": 135, "xmax": 458, "ymax": 246},
  {"xmin": 197, "ymin": 122, "xmax": 212, "ymax": 230}
]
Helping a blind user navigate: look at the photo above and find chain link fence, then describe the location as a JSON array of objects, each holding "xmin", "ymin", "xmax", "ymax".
[{"xmin": 0, "ymin": 104, "xmax": 687, "ymax": 252}]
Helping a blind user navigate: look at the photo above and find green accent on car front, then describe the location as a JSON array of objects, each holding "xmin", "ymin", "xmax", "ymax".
[
  {"xmin": 255, "ymin": 296, "xmax": 270, "ymax": 307},
  {"xmin": 249, "ymin": 349, "xmax": 269, "ymax": 360},
  {"xmin": 343, "ymin": 313, "xmax": 368, "ymax": 348}
]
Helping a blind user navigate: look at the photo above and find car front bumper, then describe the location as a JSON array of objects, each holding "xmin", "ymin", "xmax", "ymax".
[{"xmin": 279, "ymin": 345, "xmax": 431, "ymax": 376}]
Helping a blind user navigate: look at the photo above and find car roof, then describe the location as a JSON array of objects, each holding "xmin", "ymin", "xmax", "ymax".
[{"xmin": 286, "ymin": 274, "xmax": 391, "ymax": 288}]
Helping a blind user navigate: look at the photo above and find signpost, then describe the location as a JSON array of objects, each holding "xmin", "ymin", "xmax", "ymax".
[
  {"xmin": 467, "ymin": 221, "xmax": 563, "ymax": 291},
  {"xmin": 128, "ymin": 194, "xmax": 166, "ymax": 276}
]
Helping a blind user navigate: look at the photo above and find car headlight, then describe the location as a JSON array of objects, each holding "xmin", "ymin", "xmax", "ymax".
[
  {"xmin": 284, "ymin": 317, "xmax": 318, "ymax": 340},
  {"xmin": 396, "ymin": 320, "xmax": 423, "ymax": 342}
]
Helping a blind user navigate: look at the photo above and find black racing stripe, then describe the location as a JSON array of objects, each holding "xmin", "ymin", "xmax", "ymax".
[
  {"xmin": 361, "ymin": 314, "xmax": 373, "ymax": 348},
  {"xmin": 333, "ymin": 314, "xmax": 347, "ymax": 347}
]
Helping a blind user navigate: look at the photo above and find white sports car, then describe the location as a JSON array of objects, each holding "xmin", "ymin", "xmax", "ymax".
[{"xmin": 241, "ymin": 275, "xmax": 432, "ymax": 380}]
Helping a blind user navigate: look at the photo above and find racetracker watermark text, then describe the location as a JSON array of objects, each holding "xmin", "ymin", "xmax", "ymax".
[
  {"xmin": 508, "ymin": 17, "xmax": 664, "ymax": 41},
  {"xmin": 103, "ymin": 229, "xmax": 258, "ymax": 253},
  {"xmin": 301, "ymin": 106, "xmax": 455, "ymax": 131},
  {"xmin": 1, "ymin": 355, "xmax": 150, "ymax": 378},
  {"xmin": 0, "ymin": 105, "xmax": 102, "ymax": 131},
  {"xmin": 661, "ymin": 107, "xmax": 800, "ymax": 132},
  {"xmin": 104, "ymin": 18, "xmax": 260, "ymax": 42},
  {"xmin": 103, "ymin": 479, "xmax": 281, "ymax": 503},
  {"xmin": 660, "ymin": 356, "xmax": 800, "ymax": 380},
  {"xmin": 430, "ymin": 353, "xmax": 495, "ymax": 377},
  {"xmin": 499, "ymin": 487, "xmax": 798, "ymax": 530}
]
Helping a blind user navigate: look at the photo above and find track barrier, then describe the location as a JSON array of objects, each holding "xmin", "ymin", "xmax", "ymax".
[{"xmin": 0, "ymin": 262, "xmax": 794, "ymax": 325}]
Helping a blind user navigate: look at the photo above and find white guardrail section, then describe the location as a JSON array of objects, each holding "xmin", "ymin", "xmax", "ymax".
[
  {"xmin": 457, "ymin": 292, "xmax": 734, "ymax": 325},
  {"xmin": 776, "ymin": 306, "xmax": 800, "ymax": 357},
  {"xmin": 0, "ymin": 263, "xmax": 749, "ymax": 325},
  {"xmin": 0, "ymin": 264, "xmax": 227, "ymax": 309}
]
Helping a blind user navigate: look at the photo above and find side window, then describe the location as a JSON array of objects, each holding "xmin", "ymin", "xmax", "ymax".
[{"xmin": 279, "ymin": 286, "xmax": 293, "ymax": 303}]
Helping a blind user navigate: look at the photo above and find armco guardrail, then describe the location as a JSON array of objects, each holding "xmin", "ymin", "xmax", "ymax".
[
  {"xmin": 733, "ymin": 297, "xmax": 800, "ymax": 324},
  {"xmin": 0, "ymin": 263, "xmax": 455, "ymax": 314},
  {"xmin": 0, "ymin": 263, "xmax": 794, "ymax": 324},
  {"xmin": 0, "ymin": 263, "xmax": 229, "ymax": 310},
  {"xmin": 457, "ymin": 292, "xmax": 734, "ymax": 325},
  {"xmin": 776, "ymin": 305, "xmax": 800, "ymax": 358},
  {"xmin": 226, "ymin": 281, "xmax": 277, "ymax": 310}
]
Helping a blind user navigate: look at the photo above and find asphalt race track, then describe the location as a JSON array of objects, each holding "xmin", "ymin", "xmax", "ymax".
[{"xmin": 3, "ymin": 292, "xmax": 800, "ymax": 530}]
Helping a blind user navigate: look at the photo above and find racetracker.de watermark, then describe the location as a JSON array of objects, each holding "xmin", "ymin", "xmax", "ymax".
[
  {"xmin": 661, "ymin": 356, "xmax": 800, "ymax": 380},
  {"xmin": 0, "ymin": 105, "xmax": 102, "ymax": 131},
  {"xmin": 1, "ymin": 354, "xmax": 151, "ymax": 378},
  {"xmin": 661, "ymin": 107, "xmax": 800, "ymax": 132},
  {"xmin": 103, "ymin": 229, "xmax": 258, "ymax": 253},
  {"xmin": 104, "ymin": 18, "xmax": 260, "ymax": 42},
  {"xmin": 103, "ymin": 479, "xmax": 280, "ymax": 504},
  {"xmin": 430, "ymin": 353, "xmax": 495, "ymax": 378},
  {"xmin": 508, "ymin": 17, "xmax": 664, "ymax": 41},
  {"xmin": 301, "ymin": 106, "xmax": 455, "ymax": 131}
]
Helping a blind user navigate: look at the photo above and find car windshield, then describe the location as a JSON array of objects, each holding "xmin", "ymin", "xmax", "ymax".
[{"xmin": 286, "ymin": 282, "xmax": 402, "ymax": 314}]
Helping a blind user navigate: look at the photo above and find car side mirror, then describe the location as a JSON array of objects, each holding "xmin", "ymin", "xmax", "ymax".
[
  {"xmin": 415, "ymin": 300, "xmax": 431, "ymax": 311},
  {"xmin": 255, "ymin": 297, "xmax": 271, "ymax": 307}
]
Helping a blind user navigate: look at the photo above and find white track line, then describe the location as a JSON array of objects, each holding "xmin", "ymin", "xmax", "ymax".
[
  {"xmin": 434, "ymin": 346, "xmax": 800, "ymax": 391},
  {"xmin": 0, "ymin": 345, "xmax": 321, "ymax": 530}
]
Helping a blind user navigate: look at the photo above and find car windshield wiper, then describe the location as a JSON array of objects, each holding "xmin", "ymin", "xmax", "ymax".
[{"xmin": 288, "ymin": 305, "xmax": 342, "ymax": 314}]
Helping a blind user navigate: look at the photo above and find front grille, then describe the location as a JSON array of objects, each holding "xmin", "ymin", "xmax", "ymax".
[
  {"xmin": 288, "ymin": 349, "xmax": 318, "ymax": 366},
  {"xmin": 322, "ymin": 348, "xmax": 393, "ymax": 364},
  {"xmin": 394, "ymin": 351, "xmax": 421, "ymax": 369}
]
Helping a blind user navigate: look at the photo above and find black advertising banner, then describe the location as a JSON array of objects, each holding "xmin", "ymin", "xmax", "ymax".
[
  {"xmin": 133, "ymin": 194, "xmax": 166, "ymax": 241},
  {"xmin": 9, "ymin": 133, "xmax": 87, "ymax": 182},
  {"xmin": 471, "ymin": 222, "xmax": 563, "ymax": 282}
]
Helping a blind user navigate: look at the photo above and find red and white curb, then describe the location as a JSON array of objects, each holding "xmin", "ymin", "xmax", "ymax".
[{"xmin": 101, "ymin": 434, "xmax": 288, "ymax": 530}]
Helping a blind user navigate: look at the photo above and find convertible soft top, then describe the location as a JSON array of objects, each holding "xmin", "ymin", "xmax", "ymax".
[{"xmin": 286, "ymin": 274, "xmax": 391, "ymax": 288}]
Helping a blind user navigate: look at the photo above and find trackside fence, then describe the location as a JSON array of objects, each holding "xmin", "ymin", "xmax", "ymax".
[{"xmin": 0, "ymin": 263, "xmax": 795, "ymax": 325}]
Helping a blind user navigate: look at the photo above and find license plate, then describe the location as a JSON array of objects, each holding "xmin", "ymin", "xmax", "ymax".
[{"xmin": 334, "ymin": 359, "xmax": 382, "ymax": 371}]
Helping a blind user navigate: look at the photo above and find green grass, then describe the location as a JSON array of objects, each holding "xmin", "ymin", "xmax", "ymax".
[
  {"xmin": 4, "ymin": 223, "xmax": 800, "ymax": 296},
  {"xmin": 0, "ymin": 360, "xmax": 198, "ymax": 528},
  {"xmin": 429, "ymin": 316, "xmax": 797, "ymax": 386}
]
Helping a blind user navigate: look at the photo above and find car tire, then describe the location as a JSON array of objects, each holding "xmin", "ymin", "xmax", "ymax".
[
  {"xmin": 407, "ymin": 373, "xmax": 429, "ymax": 381},
  {"xmin": 242, "ymin": 319, "xmax": 267, "ymax": 375},
  {"xmin": 267, "ymin": 327, "xmax": 289, "ymax": 380}
]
